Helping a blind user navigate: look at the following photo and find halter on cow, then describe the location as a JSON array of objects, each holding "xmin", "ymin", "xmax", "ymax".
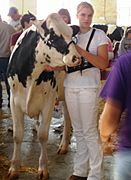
[{"xmin": 7, "ymin": 13, "xmax": 81, "ymax": 179}]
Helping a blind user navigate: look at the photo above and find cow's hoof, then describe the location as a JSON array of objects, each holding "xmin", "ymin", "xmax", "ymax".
[
  {"xmin": 38, "ymin": 170, "xmax": 49, "ymax": 180},
  {"xmin": 7, "ymin": 171, "xmax": 19, "ymax": 179},
  {"xmin": 8, "ymin": 126, "xmax": 13, "ymax": 132},
  {"xmin": 57, "ymin": 146, "xmax": 68, "ymax": 154}
]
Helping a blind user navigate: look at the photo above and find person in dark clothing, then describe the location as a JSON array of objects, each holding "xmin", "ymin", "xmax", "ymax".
[
  {"xmin": 10, "ymin": 14, "xmax": 33, "ymax": 52},
  {"xmin": 0, "ymin": 16, "xmax": 15, "ymax": 108}
]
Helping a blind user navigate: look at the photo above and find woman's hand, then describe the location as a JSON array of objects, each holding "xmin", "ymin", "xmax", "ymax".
[{"xmin": 44, "ymin": 64, "xmax": 65, "ymax": 71}]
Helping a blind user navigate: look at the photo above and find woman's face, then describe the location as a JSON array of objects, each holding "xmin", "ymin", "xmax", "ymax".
[
  {"xmin": 77, "ymin": 7, "xmax": 93, "ymax": 29},
  {"xmin": 60, "ymin": 15, "xmax": 69, "ymax": 24},
  {"xmin": 127, "ymin": 32, "xmax": 131, "ymax": 39}
]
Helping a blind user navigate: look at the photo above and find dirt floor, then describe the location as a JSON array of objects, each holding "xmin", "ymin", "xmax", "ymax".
[{"xmin": 0, "ymin": 87, "xmax": 115, "ymax": 180}]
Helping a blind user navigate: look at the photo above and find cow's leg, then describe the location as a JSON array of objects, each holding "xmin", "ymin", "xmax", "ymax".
[
  {"xmin": 8, "ymin": 95, "xmax": 24, "ymax": 179},
  {"xmin": 37, "ymin": 93, "xmax": 56, "ymax": 180},
  {"xmin": 56, "ymin": 71, "xmax": 72, "ymax": 154},
  {"xmin": 57, "ymin": 101, "xmax": 72, "ymax": 154}
]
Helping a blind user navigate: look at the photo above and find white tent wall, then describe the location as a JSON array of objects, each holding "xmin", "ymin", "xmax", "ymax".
[
  {"xmin": 3, "ymin": 0, "xmax": 131, "ymax": 27},
  {"xmin": 8, "ymin": 0, "xmax": 117, "ymax": 24},
  {"xmin": 9, "ymin": 0, "xmax": 37, "ymax": 15}
]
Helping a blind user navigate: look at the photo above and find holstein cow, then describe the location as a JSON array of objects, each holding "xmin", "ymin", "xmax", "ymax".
[{"xmin": 7, "ymin": 13, "xmax": 81, "ymax": 179}]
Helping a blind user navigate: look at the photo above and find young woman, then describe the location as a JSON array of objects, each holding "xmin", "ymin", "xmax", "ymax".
[{"xmin": 65, "ymin": 2, "xmax": 109, "ymax": 180}]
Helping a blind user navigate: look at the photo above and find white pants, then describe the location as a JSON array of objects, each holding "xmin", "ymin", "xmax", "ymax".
[{"xmin": 65, "ymin": 87, "xmax": 103, "ymax": 180}]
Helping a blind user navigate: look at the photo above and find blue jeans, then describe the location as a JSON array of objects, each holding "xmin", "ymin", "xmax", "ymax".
[
  {"xmin": 0, "ymin": 57, "xmax": 10, "ymax": 106},
  {"xmin": 113, "ymin": 150, "xmax": 131, "ymax": 180}
]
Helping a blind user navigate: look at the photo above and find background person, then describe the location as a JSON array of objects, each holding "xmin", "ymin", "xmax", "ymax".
[
  {"xmin": 58, "ymin": 8, "xmax": 71, "ymax": 24},
  {"xmin": 118, "ymin": 27, "xmax": 131, "ymax": 56},
  {"xmin": 8, "ymin": 6, "xmax": 22, "ymax": 31},
  {"xmin": 65, "ymin": 2, "xmax": 108, "ymax": 180},
  {"xmin": 53, "ymin": 8, "xmax": 72, "ymax": 132},
  {"xmin": 99, "ymin": 52, "xmax": 131, "ymax": 180},
  {"xmin": 53, "ymin": 8, "xmax": 71, "ymax": 128},
  {"xmin": 0, "ymin": 15, "xmax": 15, "ymax": 108},
  {"xmin": 10, "ymin": 14, "xmax": 33, "ymax": 52}
]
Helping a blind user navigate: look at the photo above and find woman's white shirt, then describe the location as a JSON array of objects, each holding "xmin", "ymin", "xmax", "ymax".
[{"xmin": 64, "ymin": 28, "xmax": 108, "ymax": 89}]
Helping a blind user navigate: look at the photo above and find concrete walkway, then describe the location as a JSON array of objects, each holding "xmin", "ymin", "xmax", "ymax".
[{"xmin": 0, "ymin": 91, "xmax": 114, "ymax": 180}]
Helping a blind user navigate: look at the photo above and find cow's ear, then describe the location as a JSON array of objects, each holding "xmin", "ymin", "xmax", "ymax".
[
  {"xmin": 28, "ymin": 11, "xmax": 42, "ymax": 28},
  {"xmin": 70, "ymin": 25, "xmax": 80, "ymax": 37},
  {"xmin": 28, "ymin": 11, "xmax": 36, "ymax": 20},
  {"xmin": 41, "ymin": 21, "xmax": 49, "ymax": 34},
  {"xmin": 41, "ymin": 21, "xmax": 47, "ymax": 29}
]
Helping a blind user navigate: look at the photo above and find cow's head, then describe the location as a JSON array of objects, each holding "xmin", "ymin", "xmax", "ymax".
[{"xmin": 30, "ymin": 12, "xmax": 81, "ymax": 67}]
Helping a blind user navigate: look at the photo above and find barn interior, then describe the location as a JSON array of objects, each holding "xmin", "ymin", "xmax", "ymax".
[{"xmin": 0, "ymin": 0, "xmax": 130, "ymax": 179}]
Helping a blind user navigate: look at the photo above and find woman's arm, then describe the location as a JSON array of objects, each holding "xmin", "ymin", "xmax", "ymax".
[
  {"xmin": 75, "ymin": 44, "xmax": 109, "ymax": 70},
  {"xmin": 44, "ymin": 64, "xmax": 65, "ymax": 71},
  {"xmin": 99, "ymin": 100, "xmax": 122, "ymax": 143}
]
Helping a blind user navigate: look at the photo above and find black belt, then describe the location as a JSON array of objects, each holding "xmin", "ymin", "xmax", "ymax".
[{"xmin": 66, "ymin": 58, "xmax": 94, "ymax": 73}]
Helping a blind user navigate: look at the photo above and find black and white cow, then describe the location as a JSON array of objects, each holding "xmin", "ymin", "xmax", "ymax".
[{"xmin": 7, "ymin": 13, "xmax": 81, "ymax": 179}]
